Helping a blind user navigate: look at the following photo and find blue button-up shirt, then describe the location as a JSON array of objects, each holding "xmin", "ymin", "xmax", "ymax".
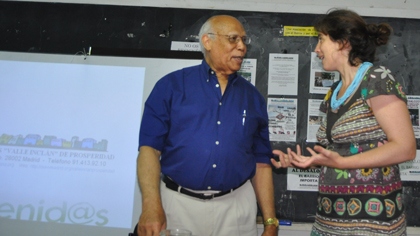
[{"xmin": 139, "ymin": 60, "xmax": 272, "ymax": 191}]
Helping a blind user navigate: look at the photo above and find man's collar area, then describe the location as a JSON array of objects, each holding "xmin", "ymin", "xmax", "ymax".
[{"xmin": 202, "ymin": 60, "xmax": 238, "ymax": 83}]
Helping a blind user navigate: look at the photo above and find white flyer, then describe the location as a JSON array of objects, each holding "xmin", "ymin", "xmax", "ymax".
[
  {"xmin": 267, "ymin": 54, "xmax": 298, "ymax": 95},
  {"xmin": 287, "ymin": 167, "xmax": 320, "ymax": 191},
  {"xmin": 237, "ymin": 58, "xmax": 257, "ymax": 86},
  {"xmin": 407, "ymin": 95, "xmax": 420, "ymax": 138},
  {"xmin": 306, "ymin": 99, "xmax": 326, "ymax": 142},
  {"xmin": 400, "ymin": 150, "xmax": 420, "ymax": 181}
]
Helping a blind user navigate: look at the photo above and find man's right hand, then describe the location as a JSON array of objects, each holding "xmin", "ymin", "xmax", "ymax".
[
  {"xmin": 136, "ymin": 146, "xmax": 166, "ymax": 236},
  {"xmin": 137, "ymin": 205, "xmax": 166, "ymax": 236}
]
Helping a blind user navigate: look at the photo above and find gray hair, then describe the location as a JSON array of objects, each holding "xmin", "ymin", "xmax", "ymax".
[{"xmin": 198, "ymin": 17, "xmax": 215, "ymax": 55}]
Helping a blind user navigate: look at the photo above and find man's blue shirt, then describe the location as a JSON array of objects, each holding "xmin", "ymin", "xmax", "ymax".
[{"xmin": 139, "ymin": 60, "xmax": 272, "ymax": 191}]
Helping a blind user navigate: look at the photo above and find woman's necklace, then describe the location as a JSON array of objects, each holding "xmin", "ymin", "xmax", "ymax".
[{"xmin": 330, "ymin": 62, "xmax": 372, "ymax": 110}]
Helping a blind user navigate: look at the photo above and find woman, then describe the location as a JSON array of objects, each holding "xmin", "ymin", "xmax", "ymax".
[{"xmin": 271, "ymin": 9, "xmax": 416, "ymax": 235}]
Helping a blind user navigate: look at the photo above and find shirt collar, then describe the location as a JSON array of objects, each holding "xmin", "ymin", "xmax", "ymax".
[{"xmin": 201, "ymin": 60, "xmax": 239, "ymax": 84}]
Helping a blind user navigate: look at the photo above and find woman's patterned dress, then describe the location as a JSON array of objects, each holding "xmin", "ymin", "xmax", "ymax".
[{"xmin": 312, "ymin": 65, "xmax": 408, "ymax": 236}]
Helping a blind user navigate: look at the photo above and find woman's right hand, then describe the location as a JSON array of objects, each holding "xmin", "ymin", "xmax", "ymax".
[{"xmin": 271, "ymin": 145, "xmax": 302, "ymax": 168}]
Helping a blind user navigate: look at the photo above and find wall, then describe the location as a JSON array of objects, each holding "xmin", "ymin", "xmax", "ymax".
[
  {"xmin": 2, "ymin": 0, "xmax": 420, "ymax": 234},
  {"xmin": 13, "ymin": 0, "xmax": 420, "ymax": 19}
]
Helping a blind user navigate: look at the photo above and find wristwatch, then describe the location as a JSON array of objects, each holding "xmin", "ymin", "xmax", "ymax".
[{"xmin": 263, "ymin": 217, "xmax": 279, "ymax": 227}]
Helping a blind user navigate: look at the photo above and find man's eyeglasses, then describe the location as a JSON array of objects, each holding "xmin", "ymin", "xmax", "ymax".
[{"xmin": 208, "ymin": 33, "xmax": 251, "ymax": 45}]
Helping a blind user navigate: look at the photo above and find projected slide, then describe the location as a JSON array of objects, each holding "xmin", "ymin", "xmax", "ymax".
[
  {"xmin": 0, "ymin": 51, "xmax": 202, "ymax": 236},
  {"xmin": 0, "ymin": 59, "xmax": 145, "ymax": 228}
]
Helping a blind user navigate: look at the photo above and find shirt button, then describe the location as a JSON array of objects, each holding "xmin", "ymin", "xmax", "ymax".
[
  {"xmin": 215, "ymin": 141, "xmax": 219, "ymax": 145},
  {"xmin": 215, "ymin": 84, "xmax": 220, "ymax": 88},
  {"xmin": 207, "ymin": 186, "xmax": 212, "ymax": 190},
  {"xmin": 217, "ymin": 121, "xmax": 221, "ymax": 125},
  {"xmin": 211, "ymin": 71, "xmax": 214, "ymax": 74},
  {"xmin": 213, "ymin": 164, "xmax": 217, "ymax": 168},
  {"xmin": 219, "ymin": 102, "xmax": 222, "ymax": 106}
]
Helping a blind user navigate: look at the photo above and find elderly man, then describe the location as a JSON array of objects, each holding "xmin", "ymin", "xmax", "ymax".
[{"xmin": 136, "ymin": 15, "xmax": 278, "ymax": 236}]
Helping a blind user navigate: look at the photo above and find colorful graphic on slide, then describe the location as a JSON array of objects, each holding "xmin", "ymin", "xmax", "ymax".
[{"xmin": 0, "ymin": 133, "xmax": 108, "ymax": 151}]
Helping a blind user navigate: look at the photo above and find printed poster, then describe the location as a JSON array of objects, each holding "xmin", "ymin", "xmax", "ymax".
[
  {"xmin": 287, "ymin": 167, "xmax": 320, "ymax": 191},
  {"xmin": 306, "ymin": 99, "xmax": 326, "ymax": 142},
  {"xmin": 309, "ymin": 52, "xmax": 340, "ymax": 94},
  {"xmin": 267, "ymin": 98, "xmax": 297, "ymax": 142},
  {"xmin": 237, "ymin": 58, "xmax": 257, "ymax": 86}
]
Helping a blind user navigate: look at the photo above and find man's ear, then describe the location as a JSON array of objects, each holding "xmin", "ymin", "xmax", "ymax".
[{"xmin": 202, "ymin": 34, "xmax": 212, "ymax": 51}]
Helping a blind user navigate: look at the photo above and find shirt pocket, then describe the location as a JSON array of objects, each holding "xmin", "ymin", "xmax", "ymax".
[{"xmin": 232, "ymin": 109, "xmax": 260, "ymax": 145}]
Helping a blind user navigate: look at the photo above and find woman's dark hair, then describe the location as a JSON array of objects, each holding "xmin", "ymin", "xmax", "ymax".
[{"xmin": 314, "ymin": 8, "xmax": 392, "ymax": 66}]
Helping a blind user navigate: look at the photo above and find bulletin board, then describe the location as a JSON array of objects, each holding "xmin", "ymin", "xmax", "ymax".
[{"xmin": 1, "ymin": 0, "xmax": 419, "ymax": 226}]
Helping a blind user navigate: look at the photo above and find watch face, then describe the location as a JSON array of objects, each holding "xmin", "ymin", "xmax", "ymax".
[
  {"xmin": 265, "ymin": 218, "xmax": 277, "ymax": 225},
  {"xmin": 264, "ymin": 218, "xmax": 278, "ymax": 227}
]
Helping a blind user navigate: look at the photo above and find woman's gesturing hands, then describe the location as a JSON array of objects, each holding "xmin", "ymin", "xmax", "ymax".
[{"xmin": 271, "ymin": 145, "xmax": 342, "ymax": 169}]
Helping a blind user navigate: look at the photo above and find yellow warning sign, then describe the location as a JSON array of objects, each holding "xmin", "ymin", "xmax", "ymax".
[{"xmin": 284, "ymin": 26, "xmax": 318, "ymax": 37}]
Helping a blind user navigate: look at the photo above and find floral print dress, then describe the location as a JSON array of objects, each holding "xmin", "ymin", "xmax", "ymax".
[{"xmin": 312, "ymin": 66, "xmax": 408, "ymax": 236}]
